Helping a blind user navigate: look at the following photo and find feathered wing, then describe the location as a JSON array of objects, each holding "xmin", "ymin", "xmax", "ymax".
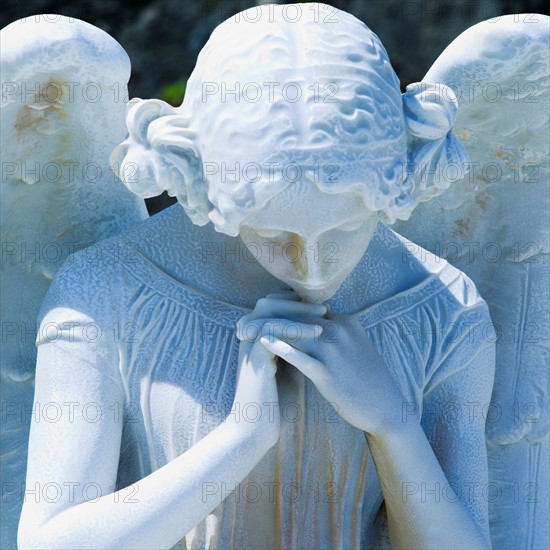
[
  {"xmin": 0, "ymin": 16, "xmax": 148, "ymax": 549},
  {"xmin": 394, "ymin": 14, "xmax": 549, "ymax": 549}
]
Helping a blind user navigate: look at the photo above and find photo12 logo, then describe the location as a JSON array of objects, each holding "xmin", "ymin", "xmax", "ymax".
[{"xmin": 200, "ymin": 2, "xmax": 340, "ymax": 25}]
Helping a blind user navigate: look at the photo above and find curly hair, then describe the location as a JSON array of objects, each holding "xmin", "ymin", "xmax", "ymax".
[{"xmin": 111, "ymin": 3, "xmax": 465, "ymax": 236}]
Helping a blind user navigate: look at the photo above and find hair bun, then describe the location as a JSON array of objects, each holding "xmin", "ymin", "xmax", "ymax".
[
  {"xmin": 398, "ymin": 81, "xmax": 469, "ymax": 213},
  {"xmin": 110, "ymin": 98, "xmax": 176, "ymax": 198},
  {"xmin": 403, "ymin": 82, "xmax": 459, "ymax": 140},
  {"xmin": 110, "ymin": 99, "xmax": 210, "ymax": 224},
  {"xmin": 126, "ymin": 98, "xmax": 176, "ymax": 148}
]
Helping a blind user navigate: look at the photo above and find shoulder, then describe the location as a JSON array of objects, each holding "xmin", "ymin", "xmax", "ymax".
[
  {"xmin": 37, "ymin": 235, "xmax": 127, "ymax": 333},
  {"xmin": 393, "ymin": 227, "xmax": 491, "ymax": 323},
  {"xmin": 401, "ymin": 244, "xmax": 496, "ymax": 394},
  {"xmin": 369, "ymin": 227, "xmax": 495, "ymax": 389},
  {"xmin": 360, "ymin": 225, "xmax": 491, "ymax": 328},
  {"xmin": 41, "ymin": 204, "xmax": 186, "ymax": 315}
]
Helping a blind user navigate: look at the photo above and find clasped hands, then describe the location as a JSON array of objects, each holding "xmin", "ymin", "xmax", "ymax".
[{"xmin": 232, "ymin": 290, "xmax": 406, "ymax": 444}]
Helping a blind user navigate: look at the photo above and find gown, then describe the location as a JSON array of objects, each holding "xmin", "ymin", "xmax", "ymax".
[{"xmin": 34, "ymin": 205, "xmax": 495, "ymax": 549}]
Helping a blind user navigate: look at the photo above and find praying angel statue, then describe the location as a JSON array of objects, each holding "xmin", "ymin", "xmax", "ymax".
[{"xmin": 1, "ymin": 3, "xmax": 548, "ymax": 549}]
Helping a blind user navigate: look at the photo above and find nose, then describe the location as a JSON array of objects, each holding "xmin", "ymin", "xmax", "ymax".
[{"xmin": 289, "ymin": 234, "xmax": 331, "ymax": 285}]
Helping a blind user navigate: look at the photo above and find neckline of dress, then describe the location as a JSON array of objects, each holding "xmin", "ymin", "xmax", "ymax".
[{"xmin": 115, "ymin": 233, "xmax": 459, "ymax": 328}]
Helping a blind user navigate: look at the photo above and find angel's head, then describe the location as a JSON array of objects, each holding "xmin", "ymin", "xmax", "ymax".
[{"xmin": 112, "ymin": 3, "xmax": 465, "ymax": 302}]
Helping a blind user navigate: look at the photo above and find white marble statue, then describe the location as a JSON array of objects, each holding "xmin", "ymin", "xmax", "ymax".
[{"xmin": 1, "ymin": 4, "xmax": 547, "ymax": 549}]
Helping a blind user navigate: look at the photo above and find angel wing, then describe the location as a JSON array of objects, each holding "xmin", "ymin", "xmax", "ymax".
[
  {"xmin": 394, "ymin": 14, "xmax": 549, "ymax": 549},
  {"xmin": 0, "ymin": 16, "xmax": 148, "ymax": 548}
]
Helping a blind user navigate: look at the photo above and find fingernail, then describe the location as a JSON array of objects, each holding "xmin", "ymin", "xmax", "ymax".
[{"xmin": 261, "ymin": 336, "xmax": 284, "ymax": 353}]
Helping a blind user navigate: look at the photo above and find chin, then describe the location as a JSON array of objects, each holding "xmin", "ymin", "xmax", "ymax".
[{"xmin": 289, "ymin": 281, "xmax": 342, "ymax": 304}]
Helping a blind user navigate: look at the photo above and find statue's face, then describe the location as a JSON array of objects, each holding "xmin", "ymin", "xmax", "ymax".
[{"xmin": 239, "ymin": 180, "xmax": 379, "ymax": 303}]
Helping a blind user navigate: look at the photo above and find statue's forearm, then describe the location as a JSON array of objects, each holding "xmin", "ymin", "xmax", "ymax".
[
  {"xmin": 19, "ymin": 423, "xmax": 271, "ymax": 550},
  {"xmin": 365, "ymin": 423, "xmax": 491, "ymax": 550}
]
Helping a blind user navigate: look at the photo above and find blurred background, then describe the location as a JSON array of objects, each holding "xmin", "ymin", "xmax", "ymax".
[{"xmin": 2, "ymin": 0, "xmax": 547, "ymax": 213}]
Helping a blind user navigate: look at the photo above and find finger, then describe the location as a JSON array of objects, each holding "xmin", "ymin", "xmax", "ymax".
[
  {"xmin": 239, "ymin": 300, "xmax": 326, "ymax": 332},
  {"xmin": 261, "ymin": 320, "xmax": 323, "ymax": 344},
  {"xmin": 266, "ymin": 290, "xmax": 301, "ymax": 302},
  {"xmin": 264, "ymin": 291, "xmax": 301, "ymax": 301},
  {"xmin": 260, "ymin": 337, "xmax": 325, "ymax": 383},
  {"xmin": 235, "ymin": 302, "xmax": 328, "ymax": 342},
  {"xmin": 239, "ymin": 319, "xmax": 317, "ymax": 342},
  {"xmin": 249, "ymin": 339, "xmax": 278, "ymax": 376},
  {"xmin": 238, "ymin": 318, "xmax": 322, "ymax": 343},
  {"xmin": 253, "ymin": 297, "xmax": 327, "ymax": 318},
  {"xmin": 260, "ymin": 319, "xmax": 324, "ymax": 355}
]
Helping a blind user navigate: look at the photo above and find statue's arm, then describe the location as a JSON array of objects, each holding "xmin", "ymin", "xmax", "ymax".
[
  {"xmin": 18, "ymin": 267, "xmax": 280, "ymax": 550},
  {"xmin": 256, "ymin": 294, "xmax": 494, "ymax": 549},
  {"xmin": 366, "ymin": 314, "xmax": 495, "ymax": 549}
]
